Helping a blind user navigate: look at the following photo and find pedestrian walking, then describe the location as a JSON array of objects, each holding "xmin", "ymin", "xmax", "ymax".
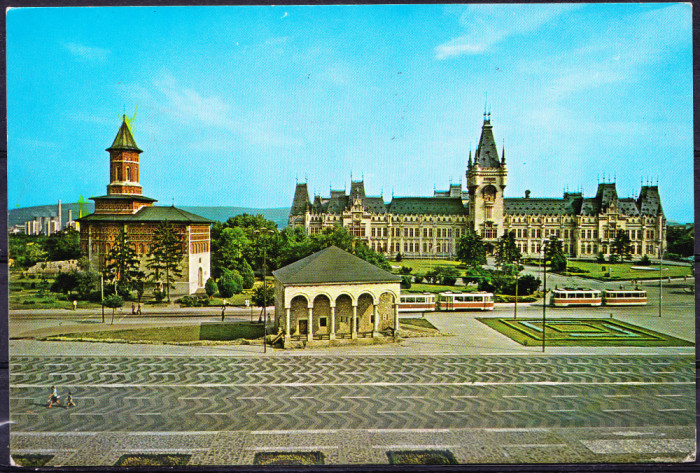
[
  {"xmin": 47, "ymin": 385, "xmax": 61, "ymax": 408},
  {"xmin": 131, "ymin": 303, "xmax": 136, "ymax": 315},
  {"xmin": 72, "ymin": 299, "xmax": 77, "ymax": 311},
  {"xmin": 66, "ymin": 391, "xmax": 75, "ymax": 407},
  {"xmin": 221, "ymin": 301, "xmax": 226, "ymax": 321},
  {"xmin": 137, "ymin": 302, "xmax": 142, "ymax": 315}
]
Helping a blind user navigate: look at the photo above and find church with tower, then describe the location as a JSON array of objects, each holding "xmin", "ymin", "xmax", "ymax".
[
  {"xmin": 289, "ymin": 112, "xmax": 666, "ymax": 260},
  {"xmin": 78, "ymin": 116, "xmax": 212, "ymax": 295}
]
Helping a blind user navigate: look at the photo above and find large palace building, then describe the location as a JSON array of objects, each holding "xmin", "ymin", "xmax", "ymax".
[
  {"xmin": 289, "ymin": 113, "xmax": 666, "ymax": 260},
  {"xmin": 78, "ymin": 117, "xmax": 212, "ymax": 295}
]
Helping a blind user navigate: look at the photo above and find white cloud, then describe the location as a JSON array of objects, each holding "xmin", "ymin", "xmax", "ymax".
[
  {"xmin": 281, "ymin": 12, "xmax": 288, "ymax": 19},
  {"xmin": 435, "ymin": 4, "xmax": 580, "ymax": 59},
  {"xmin": 518, "ymin": 4, "xmax": 691, "ymax": 98},
  {"xmin": 154, "ymin": 74, "xmax": 236, "ymax": 129},
  {"xmin": 63, "ymin": 42, "xmax": 110, "ymax": 62}
]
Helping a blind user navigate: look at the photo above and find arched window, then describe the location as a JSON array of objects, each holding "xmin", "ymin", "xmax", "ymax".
[
  {"xmin": 482, "ymin": 185, "xmax": 497, "ymax": 202},
  {"xmin": 116, "ymin": 167, "xmax": 121, "ymax": 181},
  {"xmin": 126, "ymin": 167, "xmax": 131, "ymax": 181}
]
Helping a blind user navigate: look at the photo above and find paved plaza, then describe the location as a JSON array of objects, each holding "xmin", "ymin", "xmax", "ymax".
[{"xmin": 8, "ymin": 275, "xmax": 696, "ymax": 466}]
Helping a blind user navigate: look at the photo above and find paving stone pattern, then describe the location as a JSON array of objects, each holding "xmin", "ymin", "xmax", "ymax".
[{"xmin": 10, "ymin": 354, "xmax": 696, "ymax": 465}]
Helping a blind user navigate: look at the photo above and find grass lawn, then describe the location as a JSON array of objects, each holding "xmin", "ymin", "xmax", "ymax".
[
  {"xmin": 478, "ymin": 317, "xmax": 694, "ymax": 347},
  {"xmin": 400, "ymin": 318, "xmax": 438, "ymax": 330},
  {"xmin": 12, "ymin": 454, "xmax": 53, "ymax": 467},
  {"xmin": 254, "ymin": 452, "xmax": 325, "ymax": 466},
  {"xmin": 44, "ymin": 322, "xmax": 265, "ymax": 343},
  {"xmin": 391, "ymin": 259, "xmax": 462, "ymax": 274},
  {"xmin": 387, "ymin": 450, "xmax": 458, "ymax": 465},
  {"xmin": 560, "ymin": 261, "xmax": 692, "ymax": 280},
  {"xmin": 115, "ymin": 454, "xmax": 190, "ymax": 467},
  {"xmin": 405, "ymin": 283, "xmax": 476, "ymax": 294}
]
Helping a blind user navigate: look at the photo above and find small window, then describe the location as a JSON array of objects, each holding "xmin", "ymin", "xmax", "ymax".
[{"xmin": 320, "ymin": 317, "xmax": 327, "ymax": 327}]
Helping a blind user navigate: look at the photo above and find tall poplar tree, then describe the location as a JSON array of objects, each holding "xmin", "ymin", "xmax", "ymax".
[
  {"xmin": 456, "ymin": 231, "xmax": 487, "ymax": 268},
  {"xmin": 147, "ymin": 221, "xmax": 184, "ymax": 302},
  {"xmin": 495, "ymin": 230, "xmax": 521, "ymax": 267}
]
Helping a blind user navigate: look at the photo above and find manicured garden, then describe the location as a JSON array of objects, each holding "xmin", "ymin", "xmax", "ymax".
[
  {"xmin": 478, "ymin": 317, "xmax": 694, "ymax": 347},
  {"xmin": 558, "ymin": 261, "xmax": 692, "ymax": 280}
]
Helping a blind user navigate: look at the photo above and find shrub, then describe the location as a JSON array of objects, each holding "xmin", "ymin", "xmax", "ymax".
[
  {"xmin": 205, "ymin": 277, "xmax": 218, "ymax": 299},
  {"xmin": 565, "ymin": 266, "xmax": 589, "ymax": 274},
  {"xmin": 401, "ymin": 276, "xmax": 412, "ymax": 289},
  {"xmin": 153, "ymin": 288, "xmax": 165, "ymax": 302},
  {"xmin": 395, "ymin": 252, "xmax": 402, "ymax": 262},
  {"xmin": 596, "ymin": 252, "xmax": 606, "ymax": 264},
  {"xmin": 607, "ymin": 254, "xmax": 619, "ymax": 264},
  {"xmin": 666, "ymin": 253, "xmax": 682, "ymax": 262},
  {"xmin": 237, "ymin": 260, "xmax": 255, "ymax": 289},
  {"xmin": 399, "ymin": 266, "xmax": 413, "ymax": 275},
  {"xmin": 639, "ymin": 255, "xmax": 651, "ymax": 266},
  {"xmin": 550, "ymin": 253, "xmax": 567, "ymax": 272},
  {"xmin": 218, "ymin": 269, "xmax": 243, "ymax": 298}
]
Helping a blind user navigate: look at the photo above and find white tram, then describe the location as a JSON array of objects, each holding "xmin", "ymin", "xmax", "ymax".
[
  {"xmin": 398, "ymin": 293, "xmax": 436, "ymax": 312},
  {"xmin": 438, "ymin": 291, "xmax": 495, "ymax": 311},
  {"xmin": 551, "ymin": 288, "xmax": 603, "ymax": 307},
  {"xmin": 603, "ymin": 290, "xmax": 647, "ymax": 306}
]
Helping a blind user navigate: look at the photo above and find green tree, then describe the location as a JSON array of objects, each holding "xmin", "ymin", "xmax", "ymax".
[
  {"xmin": 237, "ymin": 259, "xmax": 255, "ymax": 289},
  {"xmin": 456, "ymin": 231, "xmax": 487, "ymax": 268},
  {"xmin": 50, "ymin": 271, "xmax": 79, "ymax": 294},
  {"xmin": 212, "ymin": 227, "xmax": 250, "ymax": 278},
  {"xmin": 666, "ymin": 225, "xmax": 694, "ymax": 257},
  {"xmin": 44, "ymin": 229, "xmax": 81, "ymax": 261},
  {"xmin": 252, "ymin": 282, "xmax": 275, "ymax": 307},
  {"xmin": 217, "ymin": 268, "xmax": 242, "ymax": 298},
  {"xmin": 104, "ymin": 228, "xmax": 141, "ymax": 297},
  {"xmin": 611, "ymin": 231, "xmax": 633, "ymax": 262},
  {"xmin": 147, "ymin": 221, "xmax": 184, "ymax": 302},
  {"xmin": 205, "ymin": 277, "xmax": 218, "ymax": 299},
  {"xmin": 103, "ymin": 293, "xmax": 123, "ymax": 324},
  {"xmin": 544, "ymin": 236, "xmax": 566, "ymax": 272},
  {"xmin": 495, "ymin": 231, "xmax": 521, "ymax": 267}
]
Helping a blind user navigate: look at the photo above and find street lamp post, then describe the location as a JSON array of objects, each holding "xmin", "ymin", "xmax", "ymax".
[
  {"xmin": 514, "ymin": 259, "xmax": 519, "ymax": 320},
  {"xmin": 542, "ymin": 247, "xmax": 547, "ymax": 352},
  {"xmin": 255, "ymin": 229, "xmax": 274, "ymax": 353}
]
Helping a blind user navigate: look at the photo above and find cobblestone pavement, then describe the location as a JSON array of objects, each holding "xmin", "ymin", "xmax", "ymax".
[{"xmin": 10, "ymin": 354, "xmax": 695, "ymax": 465}]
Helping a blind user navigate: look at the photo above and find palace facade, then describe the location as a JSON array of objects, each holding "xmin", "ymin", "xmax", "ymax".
[
  {"xmin": 78, "ymin": 117, "xmax": 212, "ymax": 295},
  {"xmin": 289, "ymin": 114, "xmax": 666, "ymax": 260}
]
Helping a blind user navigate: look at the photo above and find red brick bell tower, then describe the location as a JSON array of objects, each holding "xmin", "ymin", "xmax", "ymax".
[
  {"xmin": 92, "ymin": 116, "xmax": 156, "ymax": 215},
  {"xmin": 107, "ymin": 115, "xmax": 144, "ymax": 195}
]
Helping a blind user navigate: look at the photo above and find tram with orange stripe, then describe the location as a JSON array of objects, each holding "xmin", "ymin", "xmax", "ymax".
[
  {"xmin": 398, "ymin": 293, "xmax": 436, "ymax": 312},
  {"xmin": 551, "ymin": 288, "xmax": 603, "ymax": 307},
  {"xmin": 437, "ymin": 291, "xmax": 495, "ymax": 311},
  {"xmin": 603, "ymin": 289, "xmax": 647, "ymax": 306}
]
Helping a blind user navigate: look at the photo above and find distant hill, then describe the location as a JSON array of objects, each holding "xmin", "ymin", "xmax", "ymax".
[{"xmin": 9, "ymin": 203, "xmax": 291, "ymax": 229}]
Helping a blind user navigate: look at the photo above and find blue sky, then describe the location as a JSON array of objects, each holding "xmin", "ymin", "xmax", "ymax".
[{"xmin": 7, "ymin": 4, "xmax": 693, "ymax": 222}]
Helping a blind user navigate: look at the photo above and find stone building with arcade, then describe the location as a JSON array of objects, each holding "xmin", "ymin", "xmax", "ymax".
[
  {"xmin": 78, "ymin": 116, "xmax": 212, "ymax": 295},
  {"xmin": 289, "ymin": 113, "xmax": 666, "ymax": 260},
  {"xmin": 272, "ymin": 246, "xmax": 402, "ymax": 344}
]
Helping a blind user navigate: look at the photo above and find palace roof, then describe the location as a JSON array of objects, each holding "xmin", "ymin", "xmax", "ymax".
[
  {"xmin": 474, "ymin": 116, "xmax": 502, "ymax": 168},
  {"xmin": 273, "ymin": 245, "xmax": 402, "ymax": 285},
  {"xmin": 388, "ymin": 197, "xmax": 467, "ymax": 215},
  {"xmin": 78, "ymin": 205, "xmax": 212, "ymax": 224}
]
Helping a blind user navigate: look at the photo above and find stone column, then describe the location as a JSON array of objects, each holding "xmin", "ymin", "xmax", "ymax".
[
  {"xmin": 285, "ymin": 307, "xmax": 291, "ymax": 339},
  {"xmin": 308, "ymin": 304, "xmax": 314, "ymax": 342},
  {"xmin": 330, "ymin": 305, "xmax": 336, "ymax": 340},
  {"xmin": 372, "ymin": 304, "xmax": 379, "ymax": 337},
  {"xmin": 393, "ymin": 302, "xmax": 399, "ymax": 334},
  {"xmin": 352, "ymin": 304, "xmax": 358, "ymax": 339}
]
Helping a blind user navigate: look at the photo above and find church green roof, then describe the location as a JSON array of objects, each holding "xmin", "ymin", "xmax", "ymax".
[
  {"xmin": 273, "ymin": 246, "xmax": 402, "ymax": 285},
  {"xmin": 78, "ymin": 205, "xmax": 211, "ymax": 224},
  {"xmin": 106, "ymin": 116, "xmax": 143, "ymax": 153}
]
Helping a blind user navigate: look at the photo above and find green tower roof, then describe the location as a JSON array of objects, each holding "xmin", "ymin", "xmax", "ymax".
[{"xmin": 106, "ymin": 115, "xmax": 143, "ymax": 153}]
